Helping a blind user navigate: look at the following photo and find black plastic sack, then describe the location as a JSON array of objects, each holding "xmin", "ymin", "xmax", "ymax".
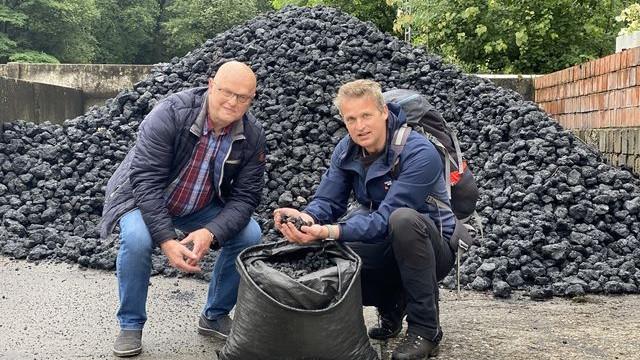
[{"xmin": 218, "ymin": 240, "xmax": 379, "ymax": 360}]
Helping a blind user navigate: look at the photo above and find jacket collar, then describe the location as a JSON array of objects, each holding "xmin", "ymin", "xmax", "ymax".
[{"xmin": 340, "ymin": 102, "xmax": 407, "ymax": 169}]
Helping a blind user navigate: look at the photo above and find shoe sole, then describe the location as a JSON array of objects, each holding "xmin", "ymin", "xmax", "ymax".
[
  {"xmin": 390, "ymin": 345, "xmax": 440, "ymax": 359},
  {"xmin": 112, "ymin": 346, "xmax": 142, "ymax": 358},
  {"xmin": 197, "ymin": 325, "xmax": 228, "ymax": 340}
]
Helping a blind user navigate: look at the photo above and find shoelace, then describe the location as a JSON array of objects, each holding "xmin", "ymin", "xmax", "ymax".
[{"xmin": 400, "ymin": 333, "xmax": 425, "ymax": 348}]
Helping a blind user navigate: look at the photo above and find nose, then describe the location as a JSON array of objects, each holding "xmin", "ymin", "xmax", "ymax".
[{"xmin": 226, "ymin": 94, "xmax": 239, "ymax": 105}]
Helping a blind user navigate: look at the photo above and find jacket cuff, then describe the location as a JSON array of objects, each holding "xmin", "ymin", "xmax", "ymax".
[
  {"xmin": 206, "ymin": 223, "xmax": 226, "ymax": 248},
  {"xmin": 153, "ymin": 229, "xmax": 178, "ymax": 247}
]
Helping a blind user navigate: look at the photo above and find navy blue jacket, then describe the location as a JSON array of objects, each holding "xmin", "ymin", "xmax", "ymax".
[
  {"xmin": 100, "ymin": 87, "xmax": 266, "ymax": 247},
  {"xmin": 303, "ymin": 103, "xmax": 456, "ymax": 243}
]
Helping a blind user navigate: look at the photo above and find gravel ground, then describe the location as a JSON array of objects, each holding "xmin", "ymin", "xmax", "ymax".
[{"xmin": 1, "ymin": 257, "xmax": 639, "ymax": 359}]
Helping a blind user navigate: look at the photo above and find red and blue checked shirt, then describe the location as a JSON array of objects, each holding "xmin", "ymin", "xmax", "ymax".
[{"xmin": 165, "ymin": 117, "xmax": 232, "ymax": 217}]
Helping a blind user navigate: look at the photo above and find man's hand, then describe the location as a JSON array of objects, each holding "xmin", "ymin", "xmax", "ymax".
[
  {"xmin": 160, "ymin": 239, "xmax": 201, "ymax": 272},
  {"xmin": 180, "ymin": 228, "xmax": 214, "ymax": 266},
  {"xmin": 273, "ymin": 208, "xmax": 314, "ymax": 231},
  {"xmin": 279, "ymin": 222, "xmax": 329, "ymax": 244}
]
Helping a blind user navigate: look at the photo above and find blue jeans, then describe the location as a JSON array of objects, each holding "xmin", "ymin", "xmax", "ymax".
[{"xmin": 116, "ymin": 202, "xmax": 262, "ymax": 330}]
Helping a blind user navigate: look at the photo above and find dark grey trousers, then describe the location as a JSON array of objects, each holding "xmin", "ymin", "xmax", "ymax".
[{"xmin": 345, "ymin": 207, "xmax": 455, "ymax": 343}]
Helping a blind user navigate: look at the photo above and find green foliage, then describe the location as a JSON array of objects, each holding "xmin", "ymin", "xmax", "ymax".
[
  {"xmin": 272, "ymin": 0, "xmax": 396, "ymax": 33},
  {"xmin": 12, "ymin": 0, "xmax": 99, "ymax": 63},
  {"xmin": 93, "ymin": 0, "xmax": 162, "ymax": 63},
  {"xmin": 0, "ymin": 4, "xmax": 27, "ymax": 59},
  {"xmin": 9, "ymin": 50, "xmax": 59, "ymax": 63},
  {"xmin": 616, "ymin": 3, "xmax": 640, "ymax": 35},
  {"xmin": 163, "ymin": 0, "xmax": 260, "ymax": 58},
  {"xmin": 391, "ymin": 0, "xmax": 635, "ymax": 74}
]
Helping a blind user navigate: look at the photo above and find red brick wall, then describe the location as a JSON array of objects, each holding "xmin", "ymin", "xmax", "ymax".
[{"xmin": 535, "ymin": 47, "xmax": 640, "ymax": 129}]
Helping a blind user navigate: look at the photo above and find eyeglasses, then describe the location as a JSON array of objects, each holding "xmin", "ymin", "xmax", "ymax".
[{"xmin": 215, "ymin": 86, "xmax": 254, "ymax": 104}]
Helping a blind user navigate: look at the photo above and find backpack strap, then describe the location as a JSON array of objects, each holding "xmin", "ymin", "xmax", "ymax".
[{"xmin": 390, "ymin": 124, "xmax": 411, "ymax": 178}]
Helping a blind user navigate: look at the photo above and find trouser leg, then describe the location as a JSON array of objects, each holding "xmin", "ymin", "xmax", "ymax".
[
  {"xmin": 116, "ymin": 209, "xmax": 153, "ymax": 330},
  {"xmin": 388, "ymin": 207, "xmax": 455, "ymax": 343},
  {"xmin": 173, "ymin": 202, "xmax": 262, "ymax": 320}
]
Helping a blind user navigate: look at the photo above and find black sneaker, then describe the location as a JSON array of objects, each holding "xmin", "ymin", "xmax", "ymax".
[
  {"xmin": 197, "ymin": 314, "xmax": 232, "ymax": 340},
  {"xmin": 391, "ymin": 332, "xmax": 439, "ymax": 360},
  {"xmin": 112, "ymin": 329, "xmax": 142, "ymax": 357},
  {"xmin": 368, "ymin": 305, "xmax": 405, "ymax": 340}
]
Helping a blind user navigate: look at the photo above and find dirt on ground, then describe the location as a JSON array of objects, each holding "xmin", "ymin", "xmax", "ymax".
[{"xmin": 1, "ymin": 257, "xmax": 638, "ymax": 360}]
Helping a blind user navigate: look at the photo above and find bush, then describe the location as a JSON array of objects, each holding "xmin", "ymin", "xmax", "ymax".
[{"xmin": 8, "ymin": 51, "xmax": 60, "ymax": 64}]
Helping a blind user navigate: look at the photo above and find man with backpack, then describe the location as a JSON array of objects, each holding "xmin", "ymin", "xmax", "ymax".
[{"xmin": 274, "ymin": 79, "xmax": 474, "ymax": 359}]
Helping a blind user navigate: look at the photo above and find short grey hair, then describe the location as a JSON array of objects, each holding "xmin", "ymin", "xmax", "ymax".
[{"xmin": 333, "ymin": 79, "xmax": 385, "ymax": 114}]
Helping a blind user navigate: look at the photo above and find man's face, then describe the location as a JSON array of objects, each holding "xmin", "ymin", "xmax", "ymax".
[
  {"xmin": 340, "ymin": 96, "xmax": 389, "ymax": 154},
  {"xmin": 208, "ymin": 76, "xmax": 255, "ymax": 127}
]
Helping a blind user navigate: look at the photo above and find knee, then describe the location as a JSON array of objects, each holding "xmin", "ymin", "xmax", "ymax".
[
  {"xmin": 388, "ymin": 208, "xmax": 428, "ymax": 256},
  {"xmin": 119, "ymin": 226, "xmax": 153, "ymax": 256},
  {"xmin": 389, "ymin": 208, "xmax": 421, "ymax": 236}
]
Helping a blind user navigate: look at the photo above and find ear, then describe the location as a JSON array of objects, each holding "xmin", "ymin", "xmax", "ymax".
[
  {"xmin": 382, "ymin": 104, "xmax": 389, "ymax": 119},
  {"xmin": 208, "ymin": 78, "xmax": 214, "ymax": 88}
]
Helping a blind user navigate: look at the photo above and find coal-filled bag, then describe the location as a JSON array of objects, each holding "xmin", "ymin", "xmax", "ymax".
[{"xmin": 218, "ymin": 240, "xmax": 378, "ymax": 360}]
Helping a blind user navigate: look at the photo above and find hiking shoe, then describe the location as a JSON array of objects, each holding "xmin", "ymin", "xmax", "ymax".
[
  {"xmin": 368, "ymin": 305, "xmax": 405, "ymax": 340},
  {"xmin": 112, "ymin": 329, "xmax": 142, "ymax": 357},
  {"xmin": 197, "ymin": 314, "xmax": 232, "ymax": 339},
  {"xmin": 391, "ymin": 332, "xmax": 439, "ymax": 360}
]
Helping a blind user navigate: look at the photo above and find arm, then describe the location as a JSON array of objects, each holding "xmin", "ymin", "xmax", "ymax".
[
  {"xmin": 129, "ymin": 100, "xmax": 180, "ymax": 246},
  {"xmin": 339, "ymin": 141, "xmax": 443, "ymax": 243}
]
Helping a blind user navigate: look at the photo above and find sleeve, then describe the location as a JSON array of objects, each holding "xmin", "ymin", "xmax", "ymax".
[
  {"xmin": 303, "ymin": 140, "xmax": 352, "ymax": 224},
  {"xmin": 204, "ymin": 126, "xmax": 267, "ymax": 246},
  {"xmin": 338, "ymin": 141, "xmax": 443, "ymax": 243},
  {"xmin": 129, "ymin": 100, "xmax": 179, "ymax": 246}
]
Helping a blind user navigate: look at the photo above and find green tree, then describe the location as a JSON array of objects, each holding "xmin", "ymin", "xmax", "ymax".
[
  {"xmin": 272, "ymin": 0, "xmax": 396, "ymax": 33},
  {"xmin": 617, "ymin": 3, "xmax": 640, "ymax": 35},
  {"xmin": 8, "ymin": 0, "xmax": 98, "ymax": 63},
  {"xmin": 0, "ymin": 2, "xmax": 28, "ymax": 61},
  {"xmin": 162, "ymin": 0, "xmax": 260, "ymax": 58},
  {"xmin": 93, "ymin": 0, "xmax": 162, "ymax": 63},
  {"xmin": 391, "ymin": 0, "xmax": 634, "ymax": 74}
]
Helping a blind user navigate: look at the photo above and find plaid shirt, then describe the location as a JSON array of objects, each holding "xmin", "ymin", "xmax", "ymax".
[{"xmin": 166, "ymin": 117, "xmax": 232, "ymax": 217}]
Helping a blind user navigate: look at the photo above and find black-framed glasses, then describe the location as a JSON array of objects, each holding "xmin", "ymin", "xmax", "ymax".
[{"xmin": 215, "ymin": 87, "xmax": 254, "ymax": 104}]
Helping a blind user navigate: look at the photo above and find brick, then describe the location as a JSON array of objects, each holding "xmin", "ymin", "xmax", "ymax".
[
  {"xmin": 614, "ymin": 130, "xmax": 622, "ymax": 152},
  {"xmin": 628, "ymin": 130, "xmax": 636, "ymax": 155},
  {"xmin": 598, "ymin": 129, "xmax": 606, "ymax": 150},
  {"xmin": 630, "ymin": 66, "xmax": 637, "ymax": 86},
  {"xmin": 621, "ymin": 50, "xmax": 629, "ymax": 69},
  {"xmin": 629, "ymin": 47, "xmax": 640, "ymax": 67},
  {"xmin": 622, "ymin": 129, "xmax": 628, "ymax": 153}
]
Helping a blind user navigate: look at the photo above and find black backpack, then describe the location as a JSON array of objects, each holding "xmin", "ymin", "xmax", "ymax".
[
  {"xmin": 384, "ymin": 90, "xmax": 482, "ymax": 291},
  {"xmin": 383, "ymin": 89, "xmax": 480, "ymax": 223}
]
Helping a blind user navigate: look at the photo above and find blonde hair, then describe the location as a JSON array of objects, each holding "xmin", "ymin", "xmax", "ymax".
[{"xmin": 333, "ymin": 79, "xmax": 385, "ymax": 114}]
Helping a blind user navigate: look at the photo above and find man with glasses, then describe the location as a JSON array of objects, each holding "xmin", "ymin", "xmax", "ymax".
[{"xmin": 101, "ymin": 61, "xmax": 266, "ymax": 357}]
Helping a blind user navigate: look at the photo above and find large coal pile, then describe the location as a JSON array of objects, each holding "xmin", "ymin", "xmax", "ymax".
[{"xmin": 1, "ymin": 6, "xmax": 639, "ymax": 297}]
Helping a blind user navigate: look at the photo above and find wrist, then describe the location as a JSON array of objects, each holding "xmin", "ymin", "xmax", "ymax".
[{"xmin": 324, "ymin": 224, "xmax": 336, "ymax": 240}]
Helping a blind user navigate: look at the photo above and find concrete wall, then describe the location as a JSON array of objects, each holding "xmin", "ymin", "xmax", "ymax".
[
  {"xmin": 535, "ymin": 46, "xmax": 640, "ymax": 175},
  {"xmin": 0, "ymin": 62, "xmax": 154, "ymax": 98},
  {"xmin": 477, "ymin": 74, "xmax": 538, "ymax": 101},
  {"xmin": 0, "ymin": 62, "xmax": 154, "ymax": 113},
  {"xmin": 0, "ymin": 77, "xmax": 84, "ymax": 124}
]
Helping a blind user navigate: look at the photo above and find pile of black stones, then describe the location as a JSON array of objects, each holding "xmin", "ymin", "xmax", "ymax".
[
  {"xmin": 1, "ymin": 6, "xmax": 639, "ymax": 298},
  {"xmin": 265, "ymin": 249, "xmax": 335, "ymax": 279}
]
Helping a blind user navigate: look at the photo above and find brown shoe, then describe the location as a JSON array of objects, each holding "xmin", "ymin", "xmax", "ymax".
[{"xmin": 391, "ymin": 332, "xmax": 439, "ymax": 359}]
